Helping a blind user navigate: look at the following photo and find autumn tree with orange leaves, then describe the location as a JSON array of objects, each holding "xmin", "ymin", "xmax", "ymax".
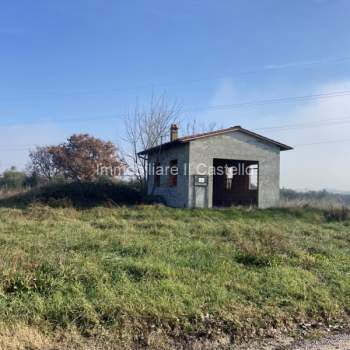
[{"xmin": 30, "ymin": 134, "xmax": 126, "ymax": 181}]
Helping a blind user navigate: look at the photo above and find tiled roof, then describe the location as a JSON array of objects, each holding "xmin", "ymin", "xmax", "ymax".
[{"xmin": 138, "ymin": 125, "xmax": 293, "ymax": 155}]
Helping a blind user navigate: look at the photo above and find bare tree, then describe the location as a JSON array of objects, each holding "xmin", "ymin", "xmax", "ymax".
[
  {"xmin": 123, "ymin": 94, "xmax": 181, "ymax": 190},
  {"xmin": 181, "ymin": 117, "xmax": 219, "ymax": 136},
  {"xmin": 29, "ymin": 146, "xmax": 61, "ymax": 181}
]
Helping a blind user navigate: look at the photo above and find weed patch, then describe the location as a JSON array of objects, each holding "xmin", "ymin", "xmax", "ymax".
[
  {"xmin": 324, "ymin": 206, "xmax": 349, "ymax": 222},
  {"xmin": 0, "ymin": 205, "xmax": 348, "ymax": 347}
]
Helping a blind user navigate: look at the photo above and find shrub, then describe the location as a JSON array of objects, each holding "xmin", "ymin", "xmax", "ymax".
[
  {"xmin": 0, "ymin": 167, "xmax": 26, "ymax": 190},
  {"xmin": 235, "ymin": 252, "xmax": 275, "ymax": 267},
  {"xmin": 142, "ymin": 194, "xmax": 166, "ymax": 205},
  {"xmin": 280, "ymin": 188, "xmax": 350, "ymax": 209},
  {"xmin": 0, "ymin": 181, "xmax": 144, "ymax": 208},
  {"xmin": 36, "ymin": 181, "xmax": 143, "ymax": 207},
  {"xmin": 324, "ymin": 206, "xmax": 349, "ymax": 222}
]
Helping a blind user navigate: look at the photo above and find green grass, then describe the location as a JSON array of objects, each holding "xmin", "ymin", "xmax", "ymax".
[{"xmin": 0, "ymin": 204, "xmax": 349, "ymax": 347}]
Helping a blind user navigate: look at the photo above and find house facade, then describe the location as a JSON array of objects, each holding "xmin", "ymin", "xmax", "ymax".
[{"xmin": 139, "ymin": 125, "xmax": 292, "ymax": 209}]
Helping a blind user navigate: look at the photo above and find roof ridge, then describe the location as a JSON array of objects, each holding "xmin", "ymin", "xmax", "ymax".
[
  {"xmin": 179, "ymin": 125, "xmax": 241, "ymax": 141},
  {"xmin": 138, "ymin": 125, "xmax": 292, "ymax": 155}
]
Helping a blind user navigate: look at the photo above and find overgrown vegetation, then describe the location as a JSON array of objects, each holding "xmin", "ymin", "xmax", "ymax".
[
  {"xmin": 0, "ymin": 133, "xmax": 127, "ymax": 202},
  {"xmin": 0, "ymin": 203, "xmax": 348, "ymax": 349},
  {"xmin": 0, "ymin": 167, "xmax": 39, "ymax": 192},
  {"xmin": 323, "ymin": 206, "xmax": 349, "ymax": 222},
  {"xmin": 29, "ymin": 134, "xmax": 126, "ymax": 181},
  {"xmin": 281, "ymin": 188, "xmax": 350, "ymax": 208},
  {"xmin": 0, "ymin": 181, "xmax": 146, "ymax": 208}
]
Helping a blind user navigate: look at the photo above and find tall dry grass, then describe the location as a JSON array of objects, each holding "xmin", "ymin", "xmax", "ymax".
[
  {"xmin": 279, "ymin": 196, "xmax": 348, "ymax": 209},
  {"xmin": 0, "ymin": 188, "xmax": 29, "ymax": 200}
]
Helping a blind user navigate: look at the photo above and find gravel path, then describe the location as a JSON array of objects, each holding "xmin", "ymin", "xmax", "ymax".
[
  {"xmin": 233, "ymin": 332, "xmax": 350, "ymax": 350},
  {"xmin": 287, "ymin": 333, "xmax": 350, "ymax": 350}
]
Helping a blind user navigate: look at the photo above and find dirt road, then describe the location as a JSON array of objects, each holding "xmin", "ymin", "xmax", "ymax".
[
  {"xmin": 234, "ymin": 332, "xmax": 350, "ymax": 350},
  {"xmin": 287, "ymin": 333, "xmax": 350, "ymax": 350}
]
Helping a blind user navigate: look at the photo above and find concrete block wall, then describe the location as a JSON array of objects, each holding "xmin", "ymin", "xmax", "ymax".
[
  {"xmin": 188, "ymin": 131, "xmax": 281, "ymax": 208},
  {"xmin": 147, "ymin": 143, "xmax": 190, "ymax": 208},
  {"xmin": 146, "ymin": 131, "xmax": 281, "ymax": 209}
]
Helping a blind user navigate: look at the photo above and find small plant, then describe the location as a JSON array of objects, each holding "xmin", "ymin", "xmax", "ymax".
[
  {"xmin": 235, "ymin": 252, "xmax": 275, "ymax": 267},
  {"xmin": 324, "ymin": 206, "xmax": 349, "ymax": 222}
]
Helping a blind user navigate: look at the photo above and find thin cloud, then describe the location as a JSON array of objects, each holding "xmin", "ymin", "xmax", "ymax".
[{"xmin": 264, "ymin": 56, "xmax": 350, "ymax": 70}]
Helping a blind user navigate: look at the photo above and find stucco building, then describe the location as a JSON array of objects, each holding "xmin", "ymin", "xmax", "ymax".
[{"xmin": 139, "ymin": 125, "xmax": 292, "ymax": 208}]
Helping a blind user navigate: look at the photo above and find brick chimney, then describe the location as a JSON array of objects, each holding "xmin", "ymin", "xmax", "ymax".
[{"xmin": 170, "ymin": 124, "xmax": 178, "ymax": 142}]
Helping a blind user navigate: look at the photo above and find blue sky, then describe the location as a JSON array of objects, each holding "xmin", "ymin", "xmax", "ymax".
[{"xmin": 1, "ymin": 0, "xmax": 350, "ymax": 190}]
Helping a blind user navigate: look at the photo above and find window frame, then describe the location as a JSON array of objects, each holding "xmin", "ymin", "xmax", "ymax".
[
  {"xmin": 248, "ymin": 164, "xmax": 258, "ymax": 191},
  {"xmin": 154, "ymin": 161, "xmax": 161, "ymax": 187},
  {"xmin": 168, "ymin": 159, "xmax": 178, "ymax": 187}
]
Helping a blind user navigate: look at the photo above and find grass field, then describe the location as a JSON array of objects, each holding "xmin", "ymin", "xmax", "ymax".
[{"xmin": 0, "ymin": 204, "xmax": 349, "ymax": 349}]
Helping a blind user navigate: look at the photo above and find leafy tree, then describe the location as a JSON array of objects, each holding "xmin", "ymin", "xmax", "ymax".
[
  {"xmin": 23, "ymin": 171, "xmax": 40, "ymax": 188},
  {"xmin": 29, "ymin": 134, "xmax": 126, "ymax": 182},
  {"xmin": 29, "ymin": 146, "xmax": 61, "ymax": 181},
  {"xmin": 0, "ymin": 167, "xmax": 26, "ymax": 189}
]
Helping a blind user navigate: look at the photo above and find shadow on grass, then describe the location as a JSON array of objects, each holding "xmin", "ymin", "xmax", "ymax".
[
  {"xmin": 0, "ymin": 182, "xmax": 339, "ymax": 226},
  {"xmin": 0, "ymin": 181, "xmax": 145, "ymax": 209}
]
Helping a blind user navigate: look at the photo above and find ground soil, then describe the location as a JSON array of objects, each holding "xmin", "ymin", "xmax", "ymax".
[{"xmin": 235, "ymin": 331, "xmax": 350, "ymax": 350}]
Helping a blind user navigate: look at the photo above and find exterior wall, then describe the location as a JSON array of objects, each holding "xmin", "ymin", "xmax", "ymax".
[
  {"xmin": 188, "ymin": 131, "xmax": 281, "ymax": 208},
  {"xmin": 147, "ymin": 143, "xmax": 190, "ymax": 208}
]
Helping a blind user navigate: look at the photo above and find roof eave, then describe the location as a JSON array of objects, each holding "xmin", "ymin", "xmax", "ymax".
[
  {"xmin": 237, "ymin": 127, "xmax": 293, "ymax": 151},
  {"xmin": 137, "ymin": 139, "xmax": 184, "ymax": 156},
  {"xmin": 138, "ymin": 126, "xmax": 293, "ymax": 154},
  {"xmin": 280, "ymin": 146, "xmax": 294, "ymax": 151}
]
